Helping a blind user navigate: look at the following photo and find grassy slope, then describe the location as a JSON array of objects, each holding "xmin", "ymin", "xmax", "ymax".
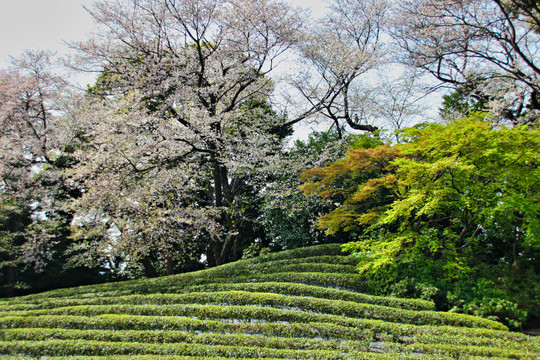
[{"xmin": 0, "ymin": 244, "xmax": 538, "ymax": 359}]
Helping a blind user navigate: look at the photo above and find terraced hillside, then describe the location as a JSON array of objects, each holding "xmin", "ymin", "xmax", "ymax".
[{"xmin": 0, "ymin": 244, "xmax": 538, "ymax": 359}]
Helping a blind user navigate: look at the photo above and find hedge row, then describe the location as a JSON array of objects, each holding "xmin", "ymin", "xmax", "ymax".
[
  {"xmin": 283, "ymin": 255, "xmax": 358, "ymax": 265},
  {"xmin": 0, "ymin": 336, "xmax": 535, "ymax": 359},
  {"xmin": 0, "ymin": 244, "xmax": 348, "ymax": 302},
  {"xmin": 3, "ymin": 291, "xmax": 507, "ymax": 330},
  {"xmin": 0, "ymin": 328, "xmax": 376, "ymax": 352},
  {"xmin": 0, "ymin": 271, "xmax": 365, "ymax": 306},
  {"xmin": 0, "ymin": 282, "xmax": 434, "ymax": 312},
  {"xmin": 0, "ymin": 271, "xmax": 370, "ymax": 304},
  {"xmin": 163, "ymin": 282, "xmax": 434, "ymax": 311},
  {"xmin": 0, "ymin": 357, "xmax": 297, "ymax": 360},
  {"xmin": 0, "ymin": 290, "xmax": 504, "ymax": 329},
  {"xmin": 0, "ymin": 242, "xmax": 535, "ymax": 359},
  {"xmin": 0, "ymin": 313, "xmax": 530, "ymax": 349},
  {"xmin": 0, "ymin": 356, "xmax": 516, "ymax": 360},
  {"xmin": 0, "ymin": 266, "xmax": 364, "ymax": 303},
  {"xmin": 194, "ymin": 260, "xmax": 358, "ymax": 280},
  {"xmin": 240, "ymin": 244, "xmax": 345, "ymax": 262},
  {"xmin": 0, "ymin": 339, "xmax": 413, "ymax": 359},
  {"xmin": 1, "ymin": 325, "xmax": 537, "ymax": 354},
  {"xmin": 148, "ymin": 271, "xmax": 367, "ymax": 294},
  {"xmin": 0, "ymin": 355, "xmax": 524, "ymax": 360},
  {"xmin": 234, "ymin": 272, "xmax": 367, "ymax": 291},
  {"xmin": 0, "ymin": 302, "xmax": 456, "ymax": 330}
]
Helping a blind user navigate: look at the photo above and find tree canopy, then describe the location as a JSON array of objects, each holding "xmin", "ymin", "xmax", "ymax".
[{"xmin": 302, "ymin": 114, "xmax": 539, "ymax": 327}]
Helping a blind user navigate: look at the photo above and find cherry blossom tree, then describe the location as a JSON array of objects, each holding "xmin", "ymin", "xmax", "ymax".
[
  {"xmin": 392, "ymin": 0, "xmax": 540, "ymax": 124},
  {"xmin": 285, "ymin": 0, "xmax": 389, "ymax": 137},
  {"xmin": 66, "ymin": 0, "xmax": 306, "ymax": 270},
  {"xmin": 0, "ymin": 51, "xmax": 71, "ymax": 295},
  {"xmin": 0, "ymin": 52, "xmax": 64, "ymax": 196}
]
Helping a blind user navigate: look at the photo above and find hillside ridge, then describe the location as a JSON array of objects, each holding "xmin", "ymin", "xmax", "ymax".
[{"xmin": 0, "ymin": 243, "xmax": 538, "ymax": 359}]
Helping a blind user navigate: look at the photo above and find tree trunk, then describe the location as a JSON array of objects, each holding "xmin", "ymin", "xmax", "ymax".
[
  {"xmin": 166, "ymin": 255, "xmax": 175, "ymax": 276},
  {"xmin": 207, "ymin": 244, "xmax": 217, "ymax": 267},
  {"xmin": 212, "ymin": 160, "xmax": 223, "ymax": 208},
  {"xmin": 140, "ymin": 257, "xmax": 159, "ymax": 278},
  {"xmin": 512, "ymin": 225, "xmax": 523, "ymax": 273},
  {"xmin": 233, "ymin": 236, "xmax": 240, "ymax": 261},
  {"xmin": 209, "ymin": 160, "xmax": 241, "ymax": 266},
  {"xmin": 6, "ymin": 263, "xmax": 16, "ymax": 298},
  {"xmin": 217, "ymin": 233, "xmax": 236, "ymax": 266}
]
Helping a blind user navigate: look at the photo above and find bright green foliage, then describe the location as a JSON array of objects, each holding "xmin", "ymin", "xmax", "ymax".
[
  {"xmin": 390, "ymin": 115, "xmax": 538, "ymax": 242},
  {"xmin": 302, "ymin": 115, "xmax": 540, "ymax": 328}
]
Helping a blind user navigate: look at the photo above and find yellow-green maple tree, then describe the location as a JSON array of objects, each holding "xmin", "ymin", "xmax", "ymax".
[{"xmin": 303, "ymin": 115, "xmax": 539, "ymax": 266}]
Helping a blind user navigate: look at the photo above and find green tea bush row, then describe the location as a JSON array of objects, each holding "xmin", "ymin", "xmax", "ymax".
[
  {"xmin": 0, "ymin": 291, "xmax": 503, "ymax": 329},
  {"xmin": 0, "ymin": 356, "xmax": 512, "ymax": 360},
  {"xmin": 0, "ymin": 357, "xmax": 289, "ymax": 360},
  {"xmin": 104, "ymin": 291, "xmax": 506, "ymax": 329},
  {"xmin": 232, "ymin": 272, "xmax": 367, "ymax": 292},
  {"xmin": 164, "ymin": 282, "xmax": 435, "ymax": 311},
  {"xmin": 190, "ymin": 256, "xmax": 358, "ymax": 279},
  {"xmin": 242, "ymin": 244, "xmax": 345, "ymax": 262},
  {"xmin": 3, "ymin": 316, "xmax": 539, "ymax": 358},
  {"xmin": 237, "ymin": 255, "xmax": 357, "ymax": 267},
  {"xmin": 0, "ymin": 357, "xmax": 394, "ymax": 360},
  {"xmin": 287, "ymin": 255, "xmax": 358, "ymax": 265},
  {"xmin": 0, "ymin": 312, "xmax": 527, "ymax": 348},
  {"xmin": 1, "ymin": 336, "xmax": 535, "ymax": 359},
  {"xmin": 0, "ymin": 291, "xmax": 434, "ymax": 322},
  {"xmin": 0, "ymin": 339, "xmax": 410, "ymax": 359},
  {"xmin": 0, "ymin": 356, "xmax": 262, "ymax": 360},
  {"xmin": 0, "ymin": 270, "xmax": 364, "ymax": 306},
  {"xmin": 0, "ymin": 328, "xmax": 376, "ymax": 352},
  {"xmin": 0, "ymin": 356, "xmax": 448, "ymax": 360},
  {"xmin": 1, "ymin": 302, "xmax": 433, "ymax": 330},
  {"xmin": 3, "ymin": 303, "xmax": 399, "ymax": 329},
  {"xmin": 398, "ymin": 331, "xmax": 539, "ymax": 353},
  {"xmin": 0, "ymin": 282, "xmax": 433, "ymax": 312},
  {"xmin": 0, "ymin": 244, "xmax": 361, "ymax": 302},
  {"xmin": 200, "ymin": 262, "xmax": 359, "ymax": 280},
  {"xmin": 0, "ymin": 315, "xmax": 371, "ymax": 344},
  {"xmin": 0, "ymin": 271, "xmax": 370, "ymax": 304},
  {"xmin": 123, "ymin": 271, "xmax": 367, "ymax": 296},
  {"xmin": 409, "ymin": 342, "xmax": 536, "ymax": 359},
  {"xmin": 1, "ymin": 265, "xmax": 362, "ymax": 306},
  {"xmin": 0, "ymin": 245, "xmax": 348, "ymax": 303},
  {"xmin": 0, "ymin": 242, "xmax": 535, "ymax": 359},
  {"xmin": 0, "ymin": 313, "xmax": 380, "ymax": 336},
  {"xmin": 1, "ymin": 325, "xmax": 537, "ymax": 354}
]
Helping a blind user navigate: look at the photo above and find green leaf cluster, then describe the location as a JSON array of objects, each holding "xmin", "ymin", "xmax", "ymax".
[{"xmin": 302, "ymin": 114, "xmax": 540, "ymax": 328}]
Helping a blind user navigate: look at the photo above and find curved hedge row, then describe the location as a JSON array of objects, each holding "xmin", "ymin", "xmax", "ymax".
[
  {"xmin": 0, "ymin": 245, "xmax": 356, "ymax": 301},
  {"xmin": 0, "ymin": 271, "xmax": 369, "ymax": 301},
  {"xmin": 9, "ymin": 245, "xmax": 344, "ymax": 292},
  {"xmin": 0, "ymin": 282, "xmax": 435, "ymax": 311},
  {"xmin": 0, "ymin": 291, "xmax": 506, "ymax": 329},
  {"xmin": 0, "ymin": 336, "xmax": 535, "ymax": 359},
  {"xmin": 0, "ymin": 317, "xmax": 537, "ymax": 353},
  {"xmin": 0, "ymin": 243, "xmax": 537, "ymax": 359}
]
